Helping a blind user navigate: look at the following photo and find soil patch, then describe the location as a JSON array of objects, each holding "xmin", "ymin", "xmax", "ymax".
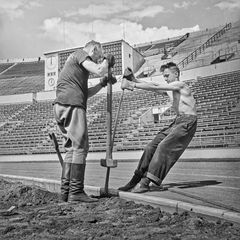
[{"xmin": 0, "ymin": 179, "xmax": 239, "ymax": 240}]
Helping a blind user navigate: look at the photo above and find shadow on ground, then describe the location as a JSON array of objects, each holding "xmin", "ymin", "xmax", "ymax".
[{"xmin": 163, "ymin": 180, "xmax": 222, "ymax": 189}]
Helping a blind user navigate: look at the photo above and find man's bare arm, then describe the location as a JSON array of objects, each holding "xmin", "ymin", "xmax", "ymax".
[
  {"xmin": 82, "ymin": 59, "xmax": 109, "ymax": 76},
  {"xmin": 88, "ymin": 83, "xmax": 103, "ymax": 98},
  {"xmin": 124, "ymin": 72, "xmax": 165, "ymax": 94},
  {"xmin": 134, "ymin": 77, "xmax": 148, "ymax": 84},
  {"xmin": 135, "ymin": 81, "xmax": 183, "ymax": 92},
  {"xmin": 88, "ymin": 75, "xmax": 118, "ymax": 98}
]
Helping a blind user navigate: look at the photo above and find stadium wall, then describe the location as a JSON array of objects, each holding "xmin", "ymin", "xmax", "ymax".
[
  {"xmin": 0, "ymin": 148, "xmax": 239, "ymax": 162},
  {"xmin": 180, "ymin": 58, "xmax": 240, "ymax": 81},
  {"xmin": 0, "ymin": 57, "xmax": 43, "ymax": 63},
  {"xmin": 0, "ymin": 93, "xmax": 33, "ymax": 104},
  {"xmin": 36, "ymin": 90, "xmax": 55, "ymax": 101}
]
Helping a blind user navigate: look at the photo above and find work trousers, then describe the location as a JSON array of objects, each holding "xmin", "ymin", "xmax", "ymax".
[
  {"xmin": 53, "ymin": 103, "xmax": 89, "ymax": 164},
  {"xmin": 137, "ymin": 114, "xmax": 197, "ymax": 185}
]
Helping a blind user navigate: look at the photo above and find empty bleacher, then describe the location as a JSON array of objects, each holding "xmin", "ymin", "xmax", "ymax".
[
  {"xmin": 0, "ymin": 60, "xmax": 45, "ymax": 95},
  {"xmin": 0, "ymin": 101, "xmax": 55, "ymax": 154},
  {"xmin": 0, "ymin": 63, "xmax": 14, "ymax": 74},
  {"xmin": 136, "ymin": 21, "xmax": 240, "ymax": 77},
  {"xmin": 135, "ymin": 33, "xmax": 189, "ymax": 58},
  {"xmin": 0, "ymin": 76, "xmax": 45, "ymax": 95},
  {"xmin": 0, "ymin": 61, "xmax": 44, "ymax": 79},
  {"xmin": 0, "ymin": 103, "xmax": 30, "ymax": 124},
  {"xmin": 124, "ymin": 71, "xmax": 240, "ymax": 150},
  {"xmin": 1, "ymin": 22, "xmax": 240, "ymax": 155},
  {"xmin": 0, "ymin": 70, "xmax": 239, "ymax": 154}
]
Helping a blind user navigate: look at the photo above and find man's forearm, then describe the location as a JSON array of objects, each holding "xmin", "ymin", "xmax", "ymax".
[
  {"xmin": 88, "ymin": 83, "xmax": 103, "ymax": 98},
  {"xmin": 135, "ymin": 81, "xmax": 159, "ymax": 91},
  {"xmin": 135, "ymin": 81, "xmax": 180, "ymax": 91},
  {"xmin": 134, "ymin": 78, "xmax": 147, "ymax": 84}
]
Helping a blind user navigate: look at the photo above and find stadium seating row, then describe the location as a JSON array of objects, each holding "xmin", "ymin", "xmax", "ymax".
[{"xmin": 0, "ymin": 70, "xmax": 239, "ymax": 155}]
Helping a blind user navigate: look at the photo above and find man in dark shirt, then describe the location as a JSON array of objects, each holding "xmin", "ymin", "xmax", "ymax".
[{"xmin": 54, "ymin": 40, "xmax": 115, "ymax": 203}]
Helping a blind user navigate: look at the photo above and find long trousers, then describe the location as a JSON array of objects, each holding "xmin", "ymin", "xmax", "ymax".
[
  {"xmin": 53, "ymin": 103, "xmax": 89, "ymax": 164},
  {"xmin": 137, "ymin": 114, "xmax": 197, "ymax": 185}
]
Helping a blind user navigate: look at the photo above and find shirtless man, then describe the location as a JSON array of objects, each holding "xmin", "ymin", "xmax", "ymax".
[{"xmin": 118, "ymin": 62, "xmax": 197, "ymax": 193}]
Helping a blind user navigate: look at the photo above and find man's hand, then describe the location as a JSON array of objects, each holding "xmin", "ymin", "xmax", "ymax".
[
  {"xmin": 104, "ymin": 54, "xmax": 115, "ymax": 68},
  {"xmin": 100, "ymin": 76, "xmax": 108, "ymax": 87},
  {"xmin": 123, "ymin": 67, "xmax": 136, "ymax": 82},
  {"xmin": 100, "ymin": 75, "xmax": 117, "ymax": 87},
  {"xmin": 109, "ymin": 75, "xmax": 117, "ymax": 85},
  {"xmin": 121, "ymin": 78, "xmax": 136, "ymax": 91}
]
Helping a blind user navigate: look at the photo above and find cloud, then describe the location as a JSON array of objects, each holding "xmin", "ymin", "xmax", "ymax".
[
  {"xmin": 64, "ymin": 1, "xmax": 164, "ymax": 20},
  {"xmin": 0, "ymin": 0, "xmax": 41, "ymax": 20},
  {"xmin": 0, "ymin": 1, "xmax": 24, "ymax": 19},
  {"xmin": 215, "ymin": 0, "xmax": 240, "ymax": 10},
  {"xmin": 41, "ymin": 17, "xmax": 96, "ymax": 47},
  {"xmin": 65, "ymin": 4, "xmax": 124, "ymax": 19},
  {"xmin": 24, "ymin": 1, "xmax": 41, "ymax": 9},
  {"xmin": 174, "ymin": 1, "xmax": 197, "ymax": 9},
  {"xmin": 126, "ymin": 5, "xmax": 165, "ymax": 20},
  {"xmin": 40, "ymin": 17, "xmax": 200, "ymax": 49},
  {"xmin": 123, "ymin": 21, "xmax": 200, "ymax": 45}
]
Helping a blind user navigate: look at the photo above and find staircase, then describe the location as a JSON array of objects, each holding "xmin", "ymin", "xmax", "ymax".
[
  {"xmin": 163, "ymin": 33, "xmax": 190, "ymax": 60},
  {"xmin": 0, "ymin": 63, "xmax": 17, "ymax": 75}
]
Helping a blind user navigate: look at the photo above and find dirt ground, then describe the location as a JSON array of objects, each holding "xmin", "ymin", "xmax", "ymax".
[{"xmin": 0, "ymin": 179, "xmax": 239, "ymax": 240}]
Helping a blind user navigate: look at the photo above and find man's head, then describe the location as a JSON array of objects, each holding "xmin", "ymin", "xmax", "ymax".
[
  {"xmin": 84, "ymin": 40, "xmax": 104, "ymax": 63},
  {"xmin": 160, "ymin": 62, "xmax": 180, "ymax": 83}
]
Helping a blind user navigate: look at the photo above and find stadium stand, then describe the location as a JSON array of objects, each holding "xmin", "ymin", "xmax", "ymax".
[
  {"xmin": 124, "ymin": 71, "xmax": 240, "ymax": 150},
  {"xmin": 177, "ymin": 23, "xmax": 232, "ymax": 70},
  {"xmin": 0, "ymin": 63, "xmax": 15, "ymax": 74},
  {"xmin": 135, "ymin": 21, "xmax": 240, "ymax": 77},
  {"xmin": 0, "ymin": 103, "xmax": 30, "ymax": 123},
  {"xmin": 0, "ymin": 76, "xmax": 44, "ymax": 95},
  {"xmin": 0, "ymin": 70, "xmax": 239, "ymax": 154},
  {"xmin": 0, "ymin": 60, "xmax": 45, "ymax": 95},
  {"xmin": 135, "ymin": 33, "xmax": 189, "ymax": 58},
  {"xmin": 0, "ymin": 22, "xmax": 240, "ymax": 155},
  {"xmin": 0, "ymin": 60, "xmax": 44, "ymax": 79}
]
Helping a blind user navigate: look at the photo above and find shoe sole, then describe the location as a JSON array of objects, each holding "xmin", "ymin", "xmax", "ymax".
[{"xmin": 132, "ymin": 187, "xmax": 150, "ymax": 193}]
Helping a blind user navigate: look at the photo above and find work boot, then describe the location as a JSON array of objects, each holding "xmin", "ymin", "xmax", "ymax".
[
  {"xmin": 132, "ymin": 177, "xmax": 150, "ymax": 193},
  {"xmin": 60, "ymin": 162, "xmax": 71, "ymax": 202},
  {"xmin": 118, "ymin": 170, "xmax": 142, "ymax": 191},
  {"xmin": 68, "ymin": 163, "xmax": 98, "ymax": 203}
]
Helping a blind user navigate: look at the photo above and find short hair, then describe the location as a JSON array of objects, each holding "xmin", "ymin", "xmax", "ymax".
[
  {"xmin": 84, "ymin": 40, "xmax": 101, "ymax": 50},
  {"xmin": 160, "ymin": 62, "xmax": 180, "ymax": 76}
]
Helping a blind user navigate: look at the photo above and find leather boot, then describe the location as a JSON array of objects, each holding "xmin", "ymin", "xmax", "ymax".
[
  {"xmin": 118, "ymin": 170, "xmax": 142, "ymax": 191},
  {"xmin": 61, "ymin": 162, "xmax": 71, "ymax": 202},
  {"xmin": 68, "ymin": 163, "xmax": 98, "ymax": 203}
]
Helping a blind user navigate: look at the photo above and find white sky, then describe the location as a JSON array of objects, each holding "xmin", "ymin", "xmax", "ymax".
[{"xmin": 0, "ymin": 0, "xmax": 239, "ymax": 59}]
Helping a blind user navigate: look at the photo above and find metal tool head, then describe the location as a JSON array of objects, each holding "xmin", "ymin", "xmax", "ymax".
[
  {"xmin": 99, "ymin": 188, "xmax": 119, "ymax": 197},
  {"xmin": 100, "ymin": 158, "xmax": 117, "ymax": 168}
]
